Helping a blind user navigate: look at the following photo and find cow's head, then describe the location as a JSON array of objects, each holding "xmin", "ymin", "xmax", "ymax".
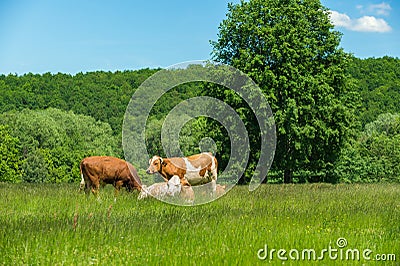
[
  {"xmin": 126, "ymin": 178, "xmax": 142, "ymax": 192},
  {"xmin": 146, "ymin": 155, "xmax": 163, "ymax": 174},
  {"xmin": 137, "ymin": 185, "xmax": 149, "ymax": 200}
]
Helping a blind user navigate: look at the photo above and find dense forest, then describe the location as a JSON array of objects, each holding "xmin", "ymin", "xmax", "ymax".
[
  {"xmin": 0, "ymin": 56, "xmax": 399, "ymax": 184},
  {"xmin": 2, "ymin": 0, "xmax": 400, "ymax": 185}
]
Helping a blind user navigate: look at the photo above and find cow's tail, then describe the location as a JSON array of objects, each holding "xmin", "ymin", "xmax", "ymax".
[
  {"xmin": 213, "ymin": 156, "xmax": 218, "ymax": 180},
  {"xmin": 79, "ymin": 160, "xmax": 85, "ymax": 192}
]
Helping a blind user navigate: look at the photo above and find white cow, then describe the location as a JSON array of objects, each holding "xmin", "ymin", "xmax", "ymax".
[
  {"xmin": 138, "ymin": 175, "xmax": 181, "ymax": 200},
  {"xmin": 138, "ymin": 175, "xmax": 195, "ymax": 204}
]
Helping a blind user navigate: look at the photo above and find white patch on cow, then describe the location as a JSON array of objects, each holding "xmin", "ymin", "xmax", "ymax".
[
  {"xmin": 183, "ymin": 157, "xmax": 201, "ymax": 171},
  {"xmin": 149, "ymin": 155, "xmax": 160, "ymax": 165},
  {"xmin": 166, "ymin": 175, "xmax": 181, "ymax": 196},
  {"xmin": 183, "ymin": 157, "xmax": 205, "ymax": 185}
]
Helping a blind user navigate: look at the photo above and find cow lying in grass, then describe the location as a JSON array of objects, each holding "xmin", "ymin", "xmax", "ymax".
[
  {"xmin": 138, "ymin": 175, "xmax": 194, "ymax": 203},
  {"xmin": 138, "ymin": 175, "xmax": 181, "ymax": 200}
]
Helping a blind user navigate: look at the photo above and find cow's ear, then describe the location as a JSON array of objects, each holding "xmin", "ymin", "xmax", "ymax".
[{"xmin": 161, "ymin": 158, "xmax": 167, "ymax": 167}]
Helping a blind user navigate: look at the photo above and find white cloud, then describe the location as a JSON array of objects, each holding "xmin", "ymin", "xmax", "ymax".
[
  {"xmin": 369, "ymin": 3, "xmax": 392, "ymax": 16},
  {"xmin": 352, "ymin": 16, "xmax": 392, "ymax": 32},
  {"xmin": 356, "ymin": 2, "xmax": 392, "ymax": 16},
  {"xmin": 328, "ymin": 10, "xmax": 392, "ymax": 33},
  {"xmin": 329, "ymin": 11, "xmax": 352, "ymax": 28}
]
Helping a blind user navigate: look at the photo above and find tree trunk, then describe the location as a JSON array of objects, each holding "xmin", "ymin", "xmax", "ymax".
[{"xmin": 284, "ymin": 169, "xmax": 293, "ymax": 183}]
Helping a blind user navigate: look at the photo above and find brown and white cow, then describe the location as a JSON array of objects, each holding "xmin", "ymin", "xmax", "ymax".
[
  {"xmin": 146, "ymin": 152, "xmax": 218, "ymax": 194},
  {"xmin": 79, "ymin": 156, "xmax": 142, "ymax": 196}
]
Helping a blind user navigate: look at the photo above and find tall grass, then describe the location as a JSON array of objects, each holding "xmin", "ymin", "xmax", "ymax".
[{"xmin": 0, "ymin": 183, "xmax": 398, "ymax": 265}]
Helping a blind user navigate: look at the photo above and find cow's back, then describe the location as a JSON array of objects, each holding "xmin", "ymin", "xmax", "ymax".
[
  {"xmin": 94, "ymin": 156, "xmax": 125, "ymax": 178},
  {"xmin": 186, "ymin": 152, "xmax": 213, "ymax": 169},
  {"xmin": 184, "ymin": 152, "xmax": 217, "ymax": 186},
  {"xmin": 82, "ymin": 156, "xmax": 123, "ymax": 178}
]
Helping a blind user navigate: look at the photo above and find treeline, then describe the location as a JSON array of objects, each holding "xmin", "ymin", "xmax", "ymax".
[
  {"xmin": 347, "ymin": 56, "xmax": 400, "ymax": 126},
  {"xmin": 0, "ymin": 57, "xmax": 399, "ymax": 183},
  {"xmin": 337, "ymin": 56, "xmax": 400, "ymax": 183},
  {"xmin": 0, "ymin": 69, "xmax": 158, "ymax": 134}
]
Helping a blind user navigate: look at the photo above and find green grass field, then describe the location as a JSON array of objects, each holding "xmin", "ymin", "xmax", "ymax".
[{"xmin": 0, "ymin": 183, "xmax": 399, "ymax": 265}]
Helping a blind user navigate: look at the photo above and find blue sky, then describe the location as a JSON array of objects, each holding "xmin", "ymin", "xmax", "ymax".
[
  {"xmin": 322, "ymin": 0, "xmax": 400, "ymax": 58},
  {"xmin": 0, "ymin": 0, "xmax": 399, "ymax": 74}
]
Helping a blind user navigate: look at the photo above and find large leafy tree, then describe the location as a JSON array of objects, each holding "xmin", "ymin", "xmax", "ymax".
[{"xmin": 211, "ymin": 0, "xmax": 357, "ymax": 182}]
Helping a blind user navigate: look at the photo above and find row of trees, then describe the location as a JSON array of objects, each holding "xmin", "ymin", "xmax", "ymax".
[
  {"xmin": 0, "ymin": 69, "xmax": 157, "ymax": 134},
  {"xmin": 0, "ymin": 108, "xmax": 119, "ymax": 183},
  {"xmin": 0, "ymin": 0, "xmax": 399, "ymax": 183}
]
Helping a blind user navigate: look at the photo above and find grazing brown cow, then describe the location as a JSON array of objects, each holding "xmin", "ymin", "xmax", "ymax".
[
  {"xmin": 146, "ymin": 152, "xmax": 218, "ymax": 193},
  {"xmin": 79, "ymin": 156, "xmax": 142, "ymax": 196}
]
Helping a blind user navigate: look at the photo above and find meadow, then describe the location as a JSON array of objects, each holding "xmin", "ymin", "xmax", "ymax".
[{"xmin": 0, "ymin": 183, "xmax": 398, "ymax": 265}]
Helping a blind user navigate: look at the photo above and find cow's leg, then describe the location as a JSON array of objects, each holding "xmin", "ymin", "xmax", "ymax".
[
  {"xmin": 114, "ymin": 180, "xmax": 124, "ymax": 201},
  {"xmin": 211, "ymin": 168, "xmax": 218, "ymax": 182},
  {"xmin": 210, "ymin": 179, "xmax": 217, "ymax": 197},
  {"xmin": 83, "ymin": 177, "xmax": 91, "ymax": 195},
  {"xmin": 179, "ymin": 175, "xmax": 190, "ymax": 187},
  {"xmin": 132, "ymin": 178, "xmax": 142, "ymax": 191},
  {"xmin": 91, "ymin": 180, "xmax": 100, "ymax": 198},
  {"xmin": 91, "ymin": 186, "xmax": 99, "ymax": 197}
]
